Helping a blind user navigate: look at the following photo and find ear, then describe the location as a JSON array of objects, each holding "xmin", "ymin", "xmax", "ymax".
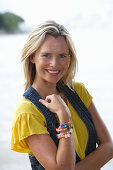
[{"xmin": 30, "ymin": 55, "xmax": 35, "ymax": 64}]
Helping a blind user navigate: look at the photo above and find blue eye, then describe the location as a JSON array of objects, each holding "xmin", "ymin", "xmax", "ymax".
[
  {"xmin": 43, "ymin": 54, "xmax": 50, "ymax": 58},
  {"xmin": 59, "ymin": 54, "xmax": 66, "ymax": 58}
]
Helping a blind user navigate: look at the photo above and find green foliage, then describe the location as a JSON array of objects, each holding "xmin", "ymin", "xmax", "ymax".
[{"xmin": 0, "ymin": 12, "xmax": 24, "ymax": 33}]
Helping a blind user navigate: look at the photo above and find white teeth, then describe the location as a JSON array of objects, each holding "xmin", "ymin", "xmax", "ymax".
[{"xmin": 48, "ymin": 70, "xmax": 59, "ymax": 74}]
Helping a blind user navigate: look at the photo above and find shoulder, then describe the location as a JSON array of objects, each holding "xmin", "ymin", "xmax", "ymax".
[
  {"xmin": 72, "ymin": 81, "xmax": 85, "ymax": 91},
  {"xmin": 72, "ymin": 81, "xmax": 89, "ymax": 96},
  {"xmin": 72, "ymin": 81, "xmax": 93, "ymax": 108},
  {"xmin": 12, "ymin": 98, "xmax": 46, "ymax": 124},
  {"xmin": 11, "ymin": 98, "xmax": 49, "ymax": 153}
]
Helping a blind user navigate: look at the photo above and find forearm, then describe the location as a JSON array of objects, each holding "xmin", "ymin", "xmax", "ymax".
[
  {"xmin": 75, "ymin": 142, "xmax": 113, "ymax": 170},
  {"xmin": 56, "ymin": 136, "xmax": 75, "ymax": 170},
  {"xmin": 56, "ymin": 111, "xmax": 75, "ymax": 170}
]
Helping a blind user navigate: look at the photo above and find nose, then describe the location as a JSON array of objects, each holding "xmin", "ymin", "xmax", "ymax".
[{"xmin": 50, "ymin": 57, "xmax": 59, "ymax": 66}]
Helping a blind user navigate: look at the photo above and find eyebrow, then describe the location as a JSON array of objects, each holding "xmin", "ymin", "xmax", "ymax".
[{"xmin": 40, "ymin": 52, "xmax": 69, "ymax": 56}]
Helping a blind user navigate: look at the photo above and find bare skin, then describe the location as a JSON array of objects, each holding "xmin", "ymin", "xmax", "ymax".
[{"xmin": 26, "ymin": 35, "xmax": 113, "ymax": 170}]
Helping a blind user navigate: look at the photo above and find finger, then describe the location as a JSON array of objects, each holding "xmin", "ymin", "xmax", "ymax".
[
  {"xmin": 45, "ymin": 98, "xmax": 51, "ymax": 103},
  {"xmin": 39, "ymin": 99, "xmax": 49, "ymax": 107}
]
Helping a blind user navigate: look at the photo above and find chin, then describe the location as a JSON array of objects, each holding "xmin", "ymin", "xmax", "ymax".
[{"xmin": 45, "ymin": 78, "xmax": 61, "ymax": 84}]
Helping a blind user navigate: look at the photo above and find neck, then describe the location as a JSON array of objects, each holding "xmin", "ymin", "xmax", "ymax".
[{"xmin": 32, "ymin": 80, "xmax": 59, "ymax": 99}]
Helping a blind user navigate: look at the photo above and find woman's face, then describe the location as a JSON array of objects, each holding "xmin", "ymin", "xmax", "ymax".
[{"xmin": 31, "ymin": 35, "xmax": 70, "ymax": 85}]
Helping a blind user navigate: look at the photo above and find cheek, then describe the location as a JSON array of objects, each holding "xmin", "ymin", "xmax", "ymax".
[
  {"xmin": 61, "ymin": 57, "xmax": 70, "ymax": 65},
  {"xmin": 35, "ymin": 59, "xmax": 46, "ymax": 67},
  {"xmin": 62, "ymin": 61, "xmax": 70, "ymax": 74},
  {"xmin": 64, "ymin": 58, "xmax": 70, "ymax": 68}
]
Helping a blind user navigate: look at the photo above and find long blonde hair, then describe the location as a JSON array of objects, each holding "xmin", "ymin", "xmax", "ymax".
[{"xmin": 21, "ymin": 20, "xmax": 78, "ymax": 91}]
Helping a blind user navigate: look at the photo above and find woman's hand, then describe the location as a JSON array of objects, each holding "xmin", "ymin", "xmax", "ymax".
[{"xmin": 39, "ymin": 94, "xmax": 71, "ymax": 122}]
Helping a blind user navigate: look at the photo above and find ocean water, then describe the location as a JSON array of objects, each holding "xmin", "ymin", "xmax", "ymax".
[{"xmin": 0, "ymin": 28, "xmax": 113, "ymax": 169}]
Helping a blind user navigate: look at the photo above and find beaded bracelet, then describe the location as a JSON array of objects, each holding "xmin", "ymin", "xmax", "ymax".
[
  {"xmin": 56, "ymin": 122, "xmax": 73, "ymax": 133},
  {"xmin": 56, "ymin": 126, "xmax": 72, "ymax": 133},
  {"xmin": 56, "ymin": 128, "xmax": 73, "ymax": 139},
  {"xmin": 56, "ymin": 122, "xmax": 73, "ymax": 139}
]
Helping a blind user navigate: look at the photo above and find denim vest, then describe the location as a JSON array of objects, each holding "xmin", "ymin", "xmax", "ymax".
[{"xmin": 23, "ymin": 83, "xmax": 97, "ymax": 170}]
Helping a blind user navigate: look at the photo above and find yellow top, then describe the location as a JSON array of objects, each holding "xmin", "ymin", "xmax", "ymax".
[{"xmin": 11, "ymin": 82, "xmax": 92, "ymax": 160}]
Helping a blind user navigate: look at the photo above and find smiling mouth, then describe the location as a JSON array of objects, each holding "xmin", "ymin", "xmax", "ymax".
[{"xmin": 46, "ymin": 70, "xmax": 60, "ymax": 75}]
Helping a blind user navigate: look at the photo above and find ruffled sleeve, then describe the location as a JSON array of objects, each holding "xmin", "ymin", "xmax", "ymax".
[{"xmin": 11, "ymin": 101, "xmax": 49, "ymax": 153}]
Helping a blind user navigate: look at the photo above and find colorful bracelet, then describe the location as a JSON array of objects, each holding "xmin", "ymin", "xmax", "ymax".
[
  {"xmin": 56, "ymin": 128, "xmax": 73, "ymax": 139},
  {"xmin": 56, "ymin": 122, "xmax": 73, "ymax": 133},
  {"xmin": 56, "ymin": 122, "xmax": 73, "ymax": 139}
]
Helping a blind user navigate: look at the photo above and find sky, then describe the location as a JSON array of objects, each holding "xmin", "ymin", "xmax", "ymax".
[{"xmin": 0, "ymin": 0, "xmax": 113, "ymax": 29}]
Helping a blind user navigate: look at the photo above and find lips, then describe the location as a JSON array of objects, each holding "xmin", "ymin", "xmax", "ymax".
[{"xmin": 46, "ymin": 69, "xmax": 60, "ymax": 75}]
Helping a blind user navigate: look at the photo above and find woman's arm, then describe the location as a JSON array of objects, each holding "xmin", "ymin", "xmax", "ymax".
[
  {"xmin": 26, "ymin": 94, "xmax": 75, "ymax": 170},
  {"xmin": 75, "ymin": 101, "xmax": 113, "ymax": 170}
]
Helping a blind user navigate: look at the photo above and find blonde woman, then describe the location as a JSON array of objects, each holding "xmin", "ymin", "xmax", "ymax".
[{"xmin": 11, "ymin": 20, "xmax": 113, "ymax": 170}]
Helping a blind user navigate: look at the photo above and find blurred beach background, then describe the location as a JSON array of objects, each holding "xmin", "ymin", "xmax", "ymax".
[{"xmin": 0, "ymin": 0, "xmax": 113, "ymax": 169}]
